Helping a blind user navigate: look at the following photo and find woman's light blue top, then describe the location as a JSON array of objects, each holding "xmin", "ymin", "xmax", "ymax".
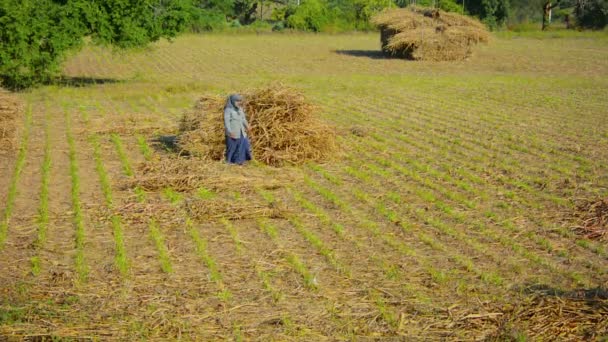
[{"xmin": 224, "ymin": 94, "xmax": 249, "ymax": 139}]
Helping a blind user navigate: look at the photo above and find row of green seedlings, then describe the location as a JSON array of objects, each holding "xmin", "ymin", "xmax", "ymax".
[
  {"xmin": 298, "ymin": 171, "xmax": 507, "ymax": 331},
  {"xmin": 272, "ymin": 183, "xmax": 447, "ymax": 322},
  {"xmin": 316, "ymin": 157, "xmax": 507, "ymax": 287},
  {"xmin": 0, "ymin": 105, "xmax": 32, "ymax": 249},
  {"xmin": 289, "ymin": 180, "xmax": 480, "ymax": 329},
  {"xmin": 356, "ymin": 111, "xmax": 604, "ymax": 256},
  {"xmin": 128, "ymin": 136, "xmax": 233, "ymax": 302},
  {"xmin": 30, "ymin": 110, "xmax": 51, "ymax": 275},
  {"xmin": 256, "ymin": 218, "xmax": 317, "ymax": 291},
  {"xmin": 110, "ymin": 133, "xmax": 146, "ymax": 202},
  {"xmin": 324, "ymin": 96, "xmax": 541, "ymax": 197},
  {"xmin": 343, "ymin": 149, "xmax": 591, "ymax": 286},
  {"xmin": 303, "ymin": 168, "xmax": 461, "ymax": 292},
  {"xmin": 166, "ymin": 186, "xmax": 320, "ymax": 337},
  {"xmin": 304, "ymin": 166, "xmax": 506, "ymax": 296},
  {"xmin": 410, "ymin": 96, "xmax": 594, "ymax": 183},
  {"xmin": 258, "ymin": 187, "xmax": 345, "ymax": 286},
  {"xmin": 286, "ymin": 184, "xmax": 447, "ymax": 301},
  {"xmin": 110, "ymin": 132, "xmax": 174, "ymax": 278},
  {"xmin": 377, "ymin": 132, "xmax": 607, "ymax": 266},
  {"xmin": 381, "ymin": 90, "xmax": 593, "ymax": 191},
  {"xmin": 377, "ymin": 84, "xmax": 594, "ymax": 175},
  {"xmin": 66, "ymin": 110, "xmax": 89, "ymax": 282},
  {"xmin": 329, "ymin": 91, "xmax": 588, "ymax": 193},
  {"xmin": 390, "ymin": 78, "xmax": 598, "ymax": 153},
  {"xmin": 356, "ymin": 132, "xmax": 582, "ymax": 257},
  {"xmin": 217, "ymin": 190, "xmax": 289, "ymax": 303},
  {"xmin": 345, "ymin": 107, "xmax": 607, "ymax": 261},
  {"xmin": 327, "ymin": 89, "xmax": 588, "ymax": 191},
  {"xmin": 256, "ymin": 188, "xmax": 350, "ymax": 277},
  {"xmin": 255, "ymin": 187, "xmax": 403, "ymax": 334},
  {"xmin": 90, "ymin": 134, "xmax": 129, "ymax": 277},
  {"xmin": 324, "ymin": 92, "xmax": 531, "ymax": 199},
  {"xmin": 237, "ymin": 184, "xmax": 410, "ymax": 336},
  {"xmin": 344, "ymin": 134, "xmax": 596, "ymax": 281},
  {"xmin": 401, "ymin": 91, "xmax": 579, "ymax": 166},
  {"xmin": 324, "ymin": 97, "xmax": 606, "ymax": 259},
  {"xmin": 160, "ymin": 182, "xmax": 232, "ymax": 300},
  {"xmin": 219, "ymin": 216, "xmax": 285, "ymax": 303},
  {"xmin": 438, "ymin": 80, "xmax": 603, "ymax": 145}
]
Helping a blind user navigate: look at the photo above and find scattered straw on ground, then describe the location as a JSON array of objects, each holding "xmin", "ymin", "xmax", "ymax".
[
  {"xmin": 122, "ymin": 158, "xmax": 301, "ymax": 193},
  {"xmin": 117, "ymin": 157, "xmax": 299, "ymax": 223},
  {"xmin": 572, "ymin": 198, "xmax": 608, "ymax": 242},
  {"xmin": 0, "ymin": 88, "xmax": 21, "ymax": 153},
  {"xmin": 492, "ymin": 294, "xmax": 608, "ymax": 340},
  {"xmin": 184, "ymin": 198, "xmax": 288, "ymax": 221},
  {"xmin": 177, "ymin": 84, "xmax": 336, "ymax": 167},
  {"xmin": 372, "ymin": 7, "xmax": 489, "ymax": 61}
]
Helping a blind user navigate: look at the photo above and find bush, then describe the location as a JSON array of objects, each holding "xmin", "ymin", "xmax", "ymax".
[
  {"xmin": 189, "ymin": 9, "xmax": 228, "ymax": 32},
  {"xmin": 0, "ymin": 1, "xmax": 85, "ymax": 89}
]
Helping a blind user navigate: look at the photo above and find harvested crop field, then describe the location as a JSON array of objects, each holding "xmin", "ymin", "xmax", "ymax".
[{"xmin": 1, "ymin": 33, "xmax": 607, "ymax": 340}]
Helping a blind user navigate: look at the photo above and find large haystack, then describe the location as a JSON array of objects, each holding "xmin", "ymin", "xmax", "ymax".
[
  {"xmin": 178, "ymin": 84, "xmax": 336, "ymax": 167},
  {"xmin": 372, "ymin": 7, "xmax": 489, "ymax": 61},
  {"xmin": 0, "ymin": 89, "xmax": 21, "ymax": 153}
]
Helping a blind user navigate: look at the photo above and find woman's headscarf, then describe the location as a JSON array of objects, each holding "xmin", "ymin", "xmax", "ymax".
[{"xmin": 225, "ymin": 94, "xmax": 243, "ymax": 112}]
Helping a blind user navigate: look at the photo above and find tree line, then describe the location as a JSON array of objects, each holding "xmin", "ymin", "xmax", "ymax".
[{"xmin": 1, "ymin": 0, "xmax": 606, "ymax": 89}]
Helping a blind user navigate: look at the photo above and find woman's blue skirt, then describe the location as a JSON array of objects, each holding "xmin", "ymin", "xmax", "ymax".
[{"xmin": 225, "ymin": 135, "xmax": 252, "ymax": 164}]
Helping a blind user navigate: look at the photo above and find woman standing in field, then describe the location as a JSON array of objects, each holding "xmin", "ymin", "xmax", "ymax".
[{"xmin": 224, "ymin": 94, "xmax": 252, "ymax": 165}]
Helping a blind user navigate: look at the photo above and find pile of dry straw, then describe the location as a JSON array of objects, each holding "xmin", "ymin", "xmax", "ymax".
[
  {"xmin": 178, "ymin": 84, "xmax": 336, "ymax": 167},
  {"xmin": 0, "ymin": 89, "xmax": 21, "ymax": 153},
  {"xmin": 372, "ymin": 7, "xmax": 489, "ymax": 61}
]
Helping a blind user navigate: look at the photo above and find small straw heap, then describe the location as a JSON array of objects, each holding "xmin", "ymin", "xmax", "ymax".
[
  {"xmin": 178, "ymin": 84, "xmax": 336, "ymax": 167},
  {"xmin": 372, "ymin": 7, "xmax": 489, "ymax": 61},
  {"xmin": 0, "ymin": 89, "xmax": 21, "ymax": 153},
  {"xmin": 573, "ymin": 198, "xmax": 608, "ymax": 242}
]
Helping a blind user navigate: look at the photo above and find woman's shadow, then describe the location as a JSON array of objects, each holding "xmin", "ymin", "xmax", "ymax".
[
  {"xmin": 333, "ymin": 50, "xmax": 392, "ymax": 60},
  {"xmin": 150, "ymin": 135, "xmax": 183, "ymax": 154}
]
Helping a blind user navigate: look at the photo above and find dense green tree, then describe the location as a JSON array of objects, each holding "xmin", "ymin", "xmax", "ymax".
[
  {"xmin": 461, "ymin": 0, "xmax": 510, "ymax": 28},
  {"xmin": 285, "ymin": 0, "xmax": 334, "ymax": 31},
  {"xmin": 283, "ymin": 0, "xmax": 395, "ymax": 31},
  {"xmin": 575, "ymin": 0, "xmax": 607, "ymax": 28},
  {"xmin": 0, "ymin": 0, "xmax": 192, "ymax": 89},
  {"xmin": 508, "ymin": 0, "xmax": 544, "ymax": 22}
]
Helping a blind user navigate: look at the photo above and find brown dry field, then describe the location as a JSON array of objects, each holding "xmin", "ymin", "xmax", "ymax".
[{"xmin": 1, "ymin": 33, "xmax": 607, "ymax": 340}]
